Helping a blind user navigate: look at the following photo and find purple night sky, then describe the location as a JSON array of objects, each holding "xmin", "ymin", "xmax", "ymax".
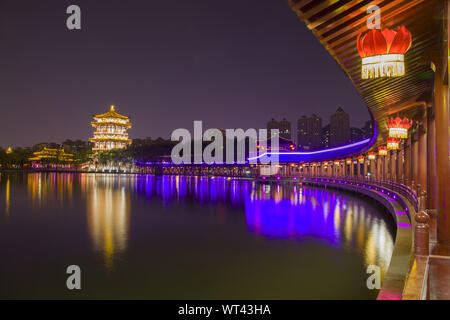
[{"xmin": 0, "ymin": 0, "xmax": 369, "ymax": 148}]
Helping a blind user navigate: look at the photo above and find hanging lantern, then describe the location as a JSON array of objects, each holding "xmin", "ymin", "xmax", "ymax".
[
  {"xmin": 387, "ymin": 138, "xmax": 401, "ymax": 150},
  {"xmin": 346, "ymin": 158, "xmax": 352, "ymax": 165},
  {"xmin": 357, "ymin": 26, "xmax": 412, "ymax": 79},
  {"xmin": 368, "ymin": 152, "xmax": 376, "ymax": 160},
  {"xmin": 386, "ymin": 116, "xmax": 413, "ymax": 139},
  {"xmin": 358, "ymin": 156, "xmax": 365, "ymax": 163},
  {"xmin": 334, "ymin": 161, "xmax": 340, "ymax": 166},
  {"xmin": 378, "ymin": 146, "xmax": 388, "ymax": 156}
]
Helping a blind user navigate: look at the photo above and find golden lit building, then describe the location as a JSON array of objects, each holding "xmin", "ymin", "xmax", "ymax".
[
  {"xmin": 90, "ymin": 105, "xmax": 132, "ymax": 151},
  {"xmin": 29, "ymin": 148, "xmax": 74, "ymax": 169},
  {"xmin": 29, "ymin": 148, "xmax": 74, "ymax": 162}
]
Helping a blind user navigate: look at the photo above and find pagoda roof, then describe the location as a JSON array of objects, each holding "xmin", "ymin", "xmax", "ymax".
[
  {"xmin": 93, "ymin": 105, "xmax": 130, "ymax": 120},
  {"xmin": 29, "ymin": 148, "xmax": 74, "ymax": 161}
]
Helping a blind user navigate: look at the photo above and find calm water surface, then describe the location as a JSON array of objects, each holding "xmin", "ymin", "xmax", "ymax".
[{"xmin": 0, "ymin": 172, "xmax": 396, "ymax": 299}]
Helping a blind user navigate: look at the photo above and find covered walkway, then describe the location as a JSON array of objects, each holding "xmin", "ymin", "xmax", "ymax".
[{"xmin": 286, "ymin": 0, "xmax": 449, "ymax": 299}]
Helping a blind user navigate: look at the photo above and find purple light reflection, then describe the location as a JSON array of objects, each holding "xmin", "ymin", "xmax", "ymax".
[{"xmin": 397, "ymin": 222, "xmax": 412, "ymax": 228}]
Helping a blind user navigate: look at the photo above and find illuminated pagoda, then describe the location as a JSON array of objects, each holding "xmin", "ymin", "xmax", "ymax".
[
  {"xmin": 90, "ymin": 105, "xmax": 132, "ymax": 151},
  {"xmin": 29, "ymin": 148, "xmax": 74, "ymax": 168}
]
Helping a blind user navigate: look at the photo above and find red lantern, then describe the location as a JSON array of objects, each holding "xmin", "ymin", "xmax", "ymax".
[
  {"xmin": 357, "ymin": 26, "xmax": 412, "ymax": 79},
  {"xmin": 378, "ymin": 146, "xmax": 388, "ymax": 156},
  {"xmin": 387, "ymin": 138, "xmax": 401, "ymax": 150},
  {"xmin": 386, "ymin": 116, "xmax": 413, "ymax": 139}
]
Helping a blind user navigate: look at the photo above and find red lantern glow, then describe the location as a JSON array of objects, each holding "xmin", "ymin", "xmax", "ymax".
[
  {"xmin": 387, "ymin": 138, "xmax": 401, "ymax": 150},
  {"xmin": 378, "ymin": 146, "xmax": 388, "ymax": 156},
  {"xmin": 357, "ymin": 26, "xmax": 412, "ymax": 79},
  {"xmin": 386, "ymin": 116, "xmax": 413, "ymax": 139}
]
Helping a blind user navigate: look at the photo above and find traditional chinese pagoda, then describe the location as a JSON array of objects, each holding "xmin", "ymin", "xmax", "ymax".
[
  {"xmin": 29, "ymin": 148, "xmax": 74, "ymax": 168},
  {"xmin": 90, "ymin": 105, "xmax": 132, "ymax": 151}
]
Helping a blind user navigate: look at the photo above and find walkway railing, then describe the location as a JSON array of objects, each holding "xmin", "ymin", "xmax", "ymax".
[{"xmin": 303, "ymin": 175, "xmax": 419, "ymax": 213}]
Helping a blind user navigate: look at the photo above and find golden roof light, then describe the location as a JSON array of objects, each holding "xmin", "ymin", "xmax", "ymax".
[
  {"xmin": 28, "ymin": 148, "xmax": 74, "ymax": 162},
  {"xmin": 90, "ymin": 105, "xmax": 132, "ymax": 151}
]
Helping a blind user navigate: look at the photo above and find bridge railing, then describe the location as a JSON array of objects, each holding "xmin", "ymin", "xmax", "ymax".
[{"xmin": 304, "ymin": 175, "xmax": 419, "ymax": 212}]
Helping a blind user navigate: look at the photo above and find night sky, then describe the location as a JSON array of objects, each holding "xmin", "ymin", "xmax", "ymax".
[{"xmin": 0, "ymin": 0, "xmax": 369, "ymax": 148}]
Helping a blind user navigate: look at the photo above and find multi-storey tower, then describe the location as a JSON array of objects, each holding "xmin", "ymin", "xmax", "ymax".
[
  {"xmin": 90, "ymin": 105, "xmax": 132, "ymax": 151},
  {"xmin": 329, "ymin": 107, "xmax": 350, "ymax": 147}
]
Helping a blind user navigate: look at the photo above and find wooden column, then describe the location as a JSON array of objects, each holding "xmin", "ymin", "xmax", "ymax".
[
  {"xmin": 397, "ymin": 149, "xmax": 403, "ymax": 184},
  {"xmin": 427, "ymin": 105, "xmax": 437, "ymax": 209},
  {"xmin": 369, "ymin": 159, "xmax": 375, "ymax": 179},
  {"xmin": 404, "ymin": 137, "xmax": 411, "ymax": 187},
  {"xmin": 377, "ymin": 156, "xmax": 382, "ymax": 180},
  {"xmin": 390, "ymin": 151, "xmax": 396, "ymax": 182},
  {"xmin": 434, "ymin": 54, "xmax": 450, "ymax": 245},
  {"xmin": 411, "ymin": 133, "xmax": 419, "ymax": 189},
  {"xmin": 384, "ymin": 151, "xmax": 391, "ymax": 180},
  {"xmin": 418, "ymin": 121, "xmax": 427, "ymax": 194},
  {"xmin": 363, "ymin": 160, "xmax": 368, "ymax": 178}
]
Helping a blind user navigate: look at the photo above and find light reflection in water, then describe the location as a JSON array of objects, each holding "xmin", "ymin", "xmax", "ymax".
[
  {"xmin": 5, "ymin": 175, "xmax": 10, "ymax": 218},
  {"xmin": 245, "ymin": 184, "xmax": 394, "ymax": 278},
  {"xmin": 20, "ymin": 173, "xmax": 395, "ymax": 283},
  {"xmin": 85, "ymin": 175, "xmax": 130, "ymax": 270},
  {"xmin": 27, "ymin": 173, "xmax": 73, "ymax": 207}
]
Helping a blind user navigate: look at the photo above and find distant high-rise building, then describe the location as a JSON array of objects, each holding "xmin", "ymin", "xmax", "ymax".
[
  {"xmin": 297, "ymin": 116, "xmax": 308, "ymax": 148},
  {"xmin": 329, "ymin": 107, "xmax": 350, "ymax": 146},
  {"xmin": 297, "ymin": 114, "xmax": 322, "ymax": 150},
  {"xmin": 279, "ymin": 118, "xmax": 292, "ymax": 140},
  {"xmin": 308, "ymin": 114, "xmax": 322, "ymax": 149},
  {"xmin": 350, "ymin": 127, "xmax": 364, "ymax": 143},
  {"xmin": 267, "ymin": 118, "xmax": 292, "ymax": 140},
  {"xmin": 267, "ymin": 119, "xmax": 279, "ymax": 134},
  {"xmin": 363, "ymin": 120, "xmax": 374, "ymax": 139},
  {"xmin": 321, "ymin": 124, "xmax": 331, "ymax": 148}
]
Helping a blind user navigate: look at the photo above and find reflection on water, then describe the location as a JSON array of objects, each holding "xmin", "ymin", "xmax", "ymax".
[
  {"xmin": 5, "ymin": 175, "xmax": 10, "ymax": 218},
  {"xmin": 85, "ymin": 177, "xmax": 130, "ymax": 270},
  {"xmin": 0, "ymin": 173, "xmax": 396, "ymax": 299},
  {"xmin": 245, "ymin": 186, "xmax": 394, "ymax": 274},
  {"xmin": 27, "ymin": 173, "xmax": 74, "ymax": 207}
]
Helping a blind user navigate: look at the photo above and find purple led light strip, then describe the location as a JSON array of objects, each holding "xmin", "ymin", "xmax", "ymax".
[{"xmin": 248, "ymin": 138, "xmax": 371, "ymax": 161}]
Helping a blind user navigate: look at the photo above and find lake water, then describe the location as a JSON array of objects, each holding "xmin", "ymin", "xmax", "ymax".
[{"xmin": 0, "ymin": 172, "xmax": 396, "ymax": 299}]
